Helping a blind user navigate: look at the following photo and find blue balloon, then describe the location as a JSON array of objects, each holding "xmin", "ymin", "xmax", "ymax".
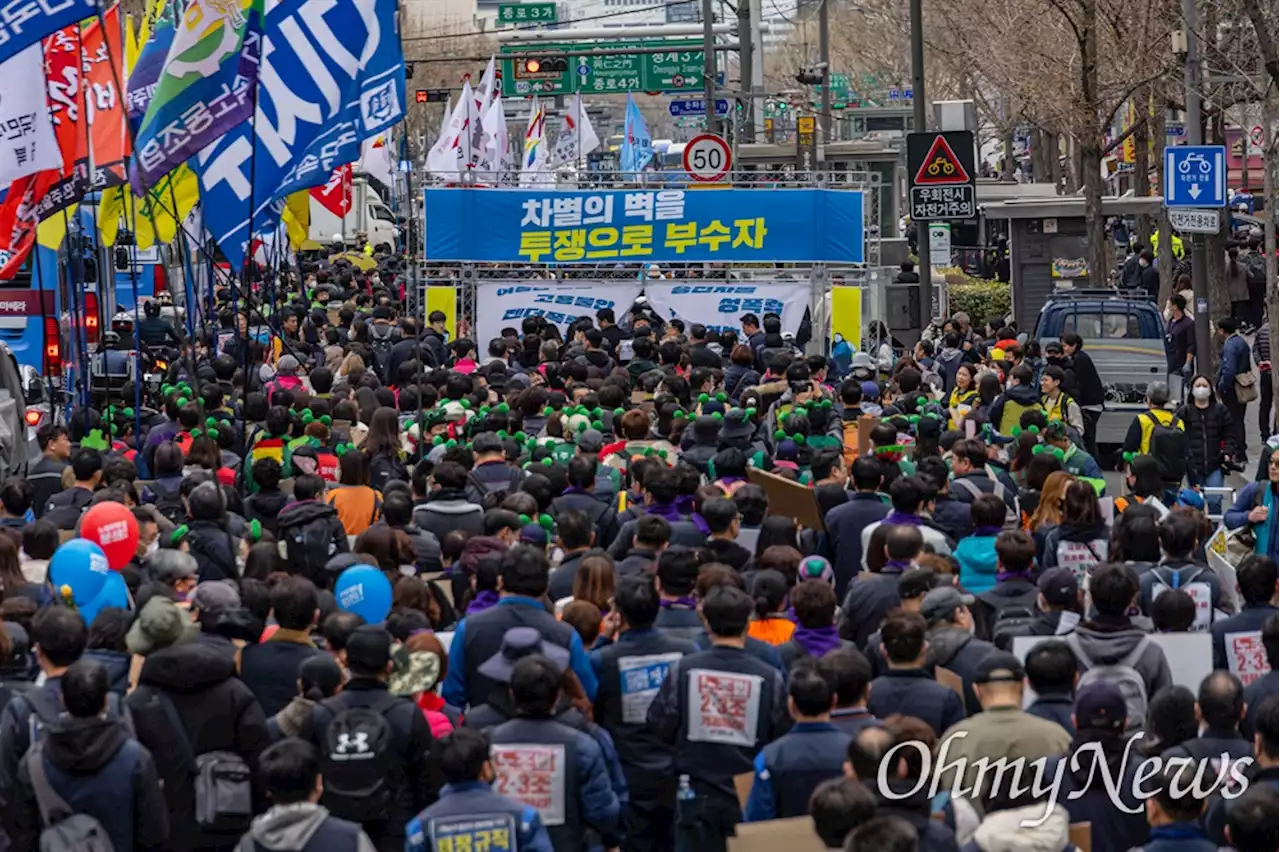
[
  {"xmin": 79, "ymin": 572, "xmax": 130, "ymax": 626},
  {"xmin": 49, "ymin": 539, "xmax": 111, "ymax": 605},
  {"xmin": 335, "ymin": 565, "xmax": 393, "ymax": 624}
]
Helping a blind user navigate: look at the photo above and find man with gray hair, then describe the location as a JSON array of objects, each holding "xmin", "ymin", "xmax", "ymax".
[
  {"xmin": 140, "ymin": 549, "xmax": 198, "ymax": 606},
  {"xmin": 1121, "ymin": 379, "xmax": 1188, "ymax": 502}
]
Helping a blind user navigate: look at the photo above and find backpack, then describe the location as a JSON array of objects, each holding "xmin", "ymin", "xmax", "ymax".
[
  {"xmin": 1066, "ymin": 633, "xmax": 1150, "ymax": 730},
  {"xmin": 1149, "ymin": 564, "xmax": 1215, "ymax": 631},
  {"xmin": 319, "ymin": 693, "xmax": 402, "ymax": 822},
  {"xmin": 982, "ymin": 588, "xmax": 1042, "ymax": 650},
  {"xmin": 154, "ymin": 691, "xmax": 253, "ymax": 833},
  {"xmin": 151, "ymin": 480, "xmax": 187, "ymax": 526},
  {"xmin": 28, "ymin": 745, "xmax": 116, "ymax": 852},
  {"xmin": 1142, "ymin": 412, "xmax": 1188, "ymax": 482},
  {"xmin": 952, "ymin": 476, "xmax": 1020, "ymax": 531},
  {"xmin": 280, "ymin": 510, "xmax": 344, "ymax": 581},
  {"xmin": 368, "ymin": 324, "xmax": 400, "ymax": 380},
  {"xmin": 467, "ymin": 467, "xmax": 523, "ymax": 500}
]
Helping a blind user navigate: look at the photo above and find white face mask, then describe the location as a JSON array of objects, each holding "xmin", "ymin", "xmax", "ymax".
[
  {"xmin": 145, "ymin": 540, "xmax": 159, "ymax": 557},
  {"xmin": 1192, "ymin": 386, "xmax": 1212, "ymax": 401}
]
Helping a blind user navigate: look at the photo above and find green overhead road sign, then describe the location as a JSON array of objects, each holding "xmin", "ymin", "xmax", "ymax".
[
  {"xmin": 497, "ymin": 3, "xmax": 557, "ymax": 24},
  {"xmin": 501, "ymin": 40, "xmax": 706, "ymax": 96}
]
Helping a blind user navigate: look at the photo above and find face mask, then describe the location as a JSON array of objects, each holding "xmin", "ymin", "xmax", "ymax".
[
  {"xmin": 145, "ymin": 540, "xmax": 159, "ymax": 557},
  {"xmin": 1192, "ymin": 386, "xmax": 1212, "ymax": 400}
]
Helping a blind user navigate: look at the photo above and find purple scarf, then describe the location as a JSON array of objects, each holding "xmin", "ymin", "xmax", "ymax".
[
  {"xmin": 997, "ymin": 569, "xmax": 1035, "ymax": 584},
  {"xmin": 792, "ymin": 625, "xmax": 842, "ymax": 657},
  {"xmin": 884, "ymin": 511, "xmax": 922, "ymax": 526},
  {"xmin": 882, "ymin": 560, "xmax": 912, "ymax": 574},
  {"xmin": 660, "ymin": 596, "xmax": 697, "ymax": 609},
  {"xmin": 647, "ymin": 503, "xmax": 684, "ymax": 523},
  {"xmin": 466, "ymin": 590, "xmax": 499, "ymax": 616},
  {"xmin": 675, "ymin": 495, "xmax": 696, "ymax": 515},
  {"xmin": 690, "ymin": 512, "xmax": 710, "ymax": 535},
  {"xmin": 972, "ymin": 526, "xmax": 1003, "ymax": 537}
]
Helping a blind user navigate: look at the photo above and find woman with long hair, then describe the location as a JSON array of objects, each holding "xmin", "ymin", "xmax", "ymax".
[
  {"xmin": 569, "ymin": 554, "xmax": 615, "ymax": 615},
  {"xmin": 363, "ymin": 407, "xmax": 409, "ymax": 491},
  {"xmin": 947, "ymin": 363, "xmax": 979, "ymax": 428},
  {"xmin": 328, "ymin": 451, "xmax": 382, "ymax": 537},
  {"xmin": 1108, "ymin": 506, "xmax": 1162, "ymax": 567},
  {"xmin": 1041, "ymin": 480, "xmax": 1108, "ymax": 574},
  {"xmin": 1116, "ymin": 455, "xmax": 1164, "ymax": 513},
  {"xmin": 1017, "ymin": 451, "xmax": 1063, "ymax": 521},
  {"xmin": 1028, "ymin": 470, "xmax": 1073, "ymax": 563}
]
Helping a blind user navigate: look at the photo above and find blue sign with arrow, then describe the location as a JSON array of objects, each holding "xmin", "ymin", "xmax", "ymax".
[
  {"xmin": 1164, "ymin": 145, "xmax": 1227, "ymax": 208},
  {"xmin": 669, "ymin": 98, "xmax": 730, "ymax": 117}
]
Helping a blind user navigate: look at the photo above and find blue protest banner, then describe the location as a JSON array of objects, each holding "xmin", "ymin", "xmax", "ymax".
[
  {"xmin": 0, "ymin": 0, "xmax": 98, "ymax": 66},
  {"xmin": 424, "ymin": 187, "xmax": 865, "ymax": 264}
]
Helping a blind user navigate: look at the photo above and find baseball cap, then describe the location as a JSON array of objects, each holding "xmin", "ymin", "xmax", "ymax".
[
  {"xmin": 897, "ymin": 568, "xmax": 939, "ymax": 601},
  {"xmin": 973, "ymin": 651, "xmax": 1025, "ymax": 684},
  {"xmin": 920, "ymin": 586, "xmax": 974, "ymax": 623},
  {"xmin": 189, "ymin": 580, "xmax": 241, "ymax": 615},
  {"xmin": 345, "ymin": 625, "xmax": 394, "ymax": 674},
  {"xmin": 576, "ymin": 428, "xmax": 605, "ymax": 454},
  {"xmin": 1074, "ymin": 683, "xmax": 1127, "ymax": 732},
  {"xmin": 860, "ymin": 381, "xmax": 881, "ymax": 400},
  {"xmin": 472, "ymin": 432, "xmax": 505, "ymax": 455},
  {"xmin": 1037, "ymin": 568, "xmax": 1078, "ymax": 608},
  {"xmin": 1176, "ymin": 488, "xmax": 1206, "ymax": 510}
]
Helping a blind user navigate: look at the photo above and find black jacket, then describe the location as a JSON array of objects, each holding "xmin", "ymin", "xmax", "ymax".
[
  {"xmin": 11, "ymin": 716, "xmax": 169, "ymax": 852},
  {"xmin": 866, "ymin": 669, "xmax": 966, "ymax": 737},
  {"xmin": 43, "ymin": 486, "xmax": 93, "ymax": 530},
  {"xmin": 1026, "ymin": 692, "xmax": 1076, "ymax": 736},
  {"xmin": 550, "ymin": 489, "xmax": 617, "ymax": 546},
  {"xmin": 839, "ymin": 570, "xmax": 904, "ymax": 649},
  {"xmin": 547, "ymin": 549, "xmax": 597, "ymax": 602},
  {"xmin": 304, "ymin": 679, "xmax": 444, "ymax": 845},
  {"xmin": 368, "ymin": 451, "xmax": 409, "ymax": 493},
  {"xmin": 925, "ymin": 627, "xmax": 995, "ymax": 715},
  {"xmin": 616, "ymin": 548, "xmax": 660, "ymax": 578},
  {"xmin": 240, "ymin": 630, "xmax": 323, "ymax": 718},
  {"xmin": 1177, "ymin": 401, "xmax": 1236, "ymax": 476},
  {"xmin": 276, "ymin": 500, "xmax": 351, "ymax": 588},
  {"xmin": 27, "ymin": 456, "xmax": 67, "ymax": 520},
  {"xmin": 703, "ymin": 537, "xmax": 753, "ymax": 571},
  {"xmin": 126, "ymin": 640, "xmax": 273, "ymax": 851},
  {"xmin": 186, "ymin": 519, "xmax": 239, "ymax": 583},
  {"xmin": 825, "ymin": 494, "xmax": 890, "ymax": 599},
  {"xmin": 245, "ymin": 489, "xmax": 291, "ymax": 536},
  {"xmin": 1070, "ymin": 350, "xmax": 1105, "ymax": 407},
  {"xmin": 689, "ymin": 343, "xmax": 722, "ymax": 369}
]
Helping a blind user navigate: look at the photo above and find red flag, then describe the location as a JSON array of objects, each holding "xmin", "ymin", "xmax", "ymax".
[{"xmin": 309, "ymin": 164, "xmax": 352, "ymax": 218}]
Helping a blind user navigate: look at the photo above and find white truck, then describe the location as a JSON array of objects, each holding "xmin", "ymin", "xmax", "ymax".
[{"xmin": 308, "ymin": 177, "xmax": 400, "ymax": 251}]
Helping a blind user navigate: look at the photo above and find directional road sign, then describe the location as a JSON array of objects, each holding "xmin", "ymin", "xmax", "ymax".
[
  {"xmin": 907, "ymin": 131, "xmax": 977, "ymax": 220},
  {"xmin": 1168, "ymin": 208, "xmax": 1219, "ymax": 234},
  {"xmin": 1164, "ymin": 145, "xmax": 1227, "ymax": 208},
  {"xmin": 668, "ymin": 98, "xmax": 729, "ymax": 117},
  {"xmin": 683, "ymin": 133, "xmax": 732, "ymax": 182},
  {"xmin": 497, "ymin": 3, "xmax": 557, "ymax": 23},
  {"xmin": 501, "ymin": 41, "xmax": 705, "ymax": 97}
]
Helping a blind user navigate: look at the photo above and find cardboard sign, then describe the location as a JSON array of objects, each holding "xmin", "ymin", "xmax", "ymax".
[
  {"xmin": 491, "ymin": 743, "xmax": 568, "ymax": 826},
  {"xmin": 1069, "ymin": 823, "xmax": 1092, "ymax": 852},
  {"xmin": 746, "ymin": 467, "xmax": 825, "ymax": 531},
  {"xmin": 1225, "ymin": 631, "xmax": 1270, "ymax": 685},
  {"xmin": 734, "ymin": 771, "xmax": 755, "ymax": 810},
  {"xmin": 687, "ymin": 669, "xmax": 763, "ymax": 747},
  {"xmin": 935, "ymin": 666, "xmax": 966, "ymax": 704},
  {"xmin": 729, "ymin": 818, "xmax": 827, "ymax": 852}
]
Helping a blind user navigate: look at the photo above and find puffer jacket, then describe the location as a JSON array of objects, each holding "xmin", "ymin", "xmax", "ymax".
[
  {"xmin": 186, "ymin": 519, "xmax": 239, "ymax": 583},
  {"xmin": 723, "ymin": 363, "xmax": 761, "ymax": 402},
  {"xmin": 962, "ymin": 803, "xmax": 1075, "ymax": 852},
  {"xmin": 1176, "ymin": 399, "xmax": 1235, "ymax": 476}
]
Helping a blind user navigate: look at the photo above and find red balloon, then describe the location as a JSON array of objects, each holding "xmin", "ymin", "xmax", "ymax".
[{"xmin": 80, "ymin": 502, "xmax": 139, "ymax": 571}]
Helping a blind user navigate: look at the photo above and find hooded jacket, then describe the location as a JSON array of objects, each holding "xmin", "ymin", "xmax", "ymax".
[
  {"xmin": 244, "ymin": 802, "xmax": 375, "ymax": 852},
  {"xmin": 276, "ymin": 499, "xmax": 351, "ymax": 588},
  {"xmin": 415, "ymin": 489, "xmax": 485, "ymax": 543},
  {"xmin": 43, "ymin": 486, "xmax": 93, "ymax": 530},
  {"xmin": 1176, "ymin": 398, "xmax": 1235, "ymax": 477},
  {"xmin": 83, "ymin": 648, "xmax": 132, "ymax": 697},
  {"xmin": 1066, "ymin": 618, "xmax": 1173, "ymax": 698},
  {"xmin": 962, "ymin": 803, "xmax": 1074, "ymax": 852},
  {"xmin": 988, "ymin": 383, "xmax": 1043, "ymax": 436},
  {"xmin": 926, "ymin": 626, "xmax": 996, "ymax": 715},
  {"xmin": 954, "ymin": 533, "xmax": 999, "ymax": 594},
  {"xmin": 126, "ymin": 639, "xmax": 273, "ymax": 851},
  {"xmin": 186, "ymin": 519, "xmax": 239, "ymax": 583},
  {"xmin": 245, "ymin": 488, "xmax": 291, "ymax": 536},
  {"xmin": 1040, "ymin": 522, "xmax": 1109, "ymax": 573},
  {"xmin": 10, "ymin": 716, "xmax": 169, "ymax": 852},
  {"xmin": 936, "ymin": 346, "xmax": 965, "ymax": 394}
]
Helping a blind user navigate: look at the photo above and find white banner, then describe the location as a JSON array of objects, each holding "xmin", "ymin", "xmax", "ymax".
[
  {"xmin": 473, "ymin": 281, "xmax": 645, "ymax": 347},
  {"xmin": 642, "ymin": 281, "xmax": 811, "ymax": 337},
  {"xmin": 0, "ymin": 44, "xmax": 62, "ymax": 185}
]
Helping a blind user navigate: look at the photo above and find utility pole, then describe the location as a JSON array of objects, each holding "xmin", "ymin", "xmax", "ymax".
[
  {"xmin": 1181, "ymin": 0, "xmax": 1212, "ymax": 371},
  {"xmin": 909, "ymin": 0, "xmax": 931, "ymax": 333},
  {"xmin": 818, "ymin": 0, "xmax": 831, "ymax": 142},
  {"xmin": 738, "ymin": 0, "xmax": 753, "ymax": 142},
  {"xmin": 702, "ymin": 0, "xmax": 719, "ymax": 136}
]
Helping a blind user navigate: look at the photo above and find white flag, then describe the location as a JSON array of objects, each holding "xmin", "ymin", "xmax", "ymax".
[
  {"xmin": 427, "ymin": 81, "xmax": 476, "ymax": 178},
  {"xmin": 519, "ymin": 96, "xmax": 552, "ymax": 187},
  {"xmin": 470, "ymin": 58, "xmax": 497, "ymax": 165},
  {"xmin": 0, "ymin": 44, "xmax": 62, "ymax": 185},
  {"xmin": 552, "ymin": 94, "xmax": 600, "ymax": 167},
  {"xmin": 425, "ymin": 93, "xmax": 455, "ymax": 177},
  {"xmin": 479, "ymin": 96, "xmax": 513, "ymax": 185},
  {"xmin": 360, "ymin": 134, "xmax": 395, "ymax": 190}
]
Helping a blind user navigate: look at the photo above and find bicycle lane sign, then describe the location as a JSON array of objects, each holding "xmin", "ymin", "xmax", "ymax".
[
  {"xmin": 1164, "ymin": 145, "xmax": 1226, "ymax": 208},
  {"xmin": 908, "ymin": 131, "xmax": 976, "ymax": 220}
]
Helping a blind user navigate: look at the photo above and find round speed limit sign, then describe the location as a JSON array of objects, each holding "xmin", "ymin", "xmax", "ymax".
[{"xmin": 683, "ymin": 133, "xmax": 732, "ymax": 182}]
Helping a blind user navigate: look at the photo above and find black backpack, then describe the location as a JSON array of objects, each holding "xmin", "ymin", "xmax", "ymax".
[
  {"xmin": 151, "ymin": 480, "xmax": 187, "ymax": 526},
  {"xmin": 151, "ymin": 690, "xmax": 253, "ymax": 833},
  {"xmin": 280, "ymin": 512, "xmax": 345, "ymax": 582},
  {"xmin": 981, "ymin": 587, "xmax": 1042, "ymax": 651},
  {"xmin": 368, "ymin": 324, "xmax": 400, "ymax": 379},
  {"xmin": 28, "ymin": 744, "xmax": 116, "ymax": 852},
  {"xmin": 319, "ymin": 693, "xmax": 402, "ymax": 822},
  {"xmin": 1143, "ymin": 412, "xmax": 1188, "ymax": 482}
]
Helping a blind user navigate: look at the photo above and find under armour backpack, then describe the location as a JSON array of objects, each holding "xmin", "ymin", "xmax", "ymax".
[
  {"xmin": 1143, "ymin": 413, "xmax": 1188, "ymax": 482},
  {"xmin": 1066, "ymin": 633, "xmax": 1150, "ymax": 730},
  {"xmin": 320, "ymin": 694, "xmax": 401, "ymax": 822}
]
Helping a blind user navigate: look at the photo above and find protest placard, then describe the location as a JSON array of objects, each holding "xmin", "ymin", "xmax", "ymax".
[
  {"xmin": 687, "ymin": 669, "xmax": 763, "ymax": 747},
  {"xmin": 491, "ymin": 743, "xmax": 568, "ymax": 826}
]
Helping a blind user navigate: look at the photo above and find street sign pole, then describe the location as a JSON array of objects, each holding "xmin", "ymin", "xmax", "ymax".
[
  {"xmin": 909, "ymin": 0, "xmax": 930, "ymax": 334},
  {"xmin": 1180, "ymin": 0, "xmax": 1212, "ymax": 372}
]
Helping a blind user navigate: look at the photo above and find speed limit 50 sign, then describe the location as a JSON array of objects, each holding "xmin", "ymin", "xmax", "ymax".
[{"xmin": 683, "ymin": 134, "xmax": 732, "ymax": 182}]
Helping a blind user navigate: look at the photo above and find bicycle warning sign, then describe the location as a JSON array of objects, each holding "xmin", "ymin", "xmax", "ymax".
[{"xmin": 908, "ymin": 131, "xmax": 977, "ymax": 220}]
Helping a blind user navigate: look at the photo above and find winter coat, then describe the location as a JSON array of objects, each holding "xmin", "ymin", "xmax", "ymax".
[
  {"xmin": 275, "ymin": 500, "xmax": 350, "ymax": 588},
  {"xmin": 824, "ymin": 493, "xmax": 891, "ymax": 599},
  {"xmin": 126, "ymin": 640, "xmax": 273, "ymax": 851},
  {"xmin": 926, "ymin": 626, "xmax": 996, "ymax": 715},
  {"xmin": 961, "ymin": 803, "xmax": 1075, "ymax": 852},
  {"xmin": 723, "ymin": 364, "xmax": 762, "ymax": 402},
  {"xmin": 1044, "ymin": 748, "xmax": 1146, "ymax": 852},
  {"xmin": 368, "ymin": 451, "xmax": 409, "ymax": 493},
  {"xmin": 10, "ymin": 716, "xmax": 169, "ymax": 852},
  {"xmin": 43, "ymin": 486, "xmax": 93, "ymax": 530},
  {"xmin": 866, "ymin": 669, "xmax": 965, "ymax": 738},
  {"xmin": 83, "ymin": 648, "xmax": 132, "ymax": 698},
  {"xmin": 186, "ymin": 519, "xmax": 239, "ymax": 583},
  {"xmin": 1067, "ymin": 618, "xmax": 1173, "ymax": 699},
  {"xmin": 955, "ymin": 534, "xmax": 999, "ymax": 594},
  {"xmin": 939, "ymin": 706, "xmax": 1071, "ymax": 802},
  {"xmin": 240, "ymin": 628, "xmax": 323, "ymax": 718},
  {"xmin": 245, "ymin": 489, "xmax": 291, "ymax": 536},
  {"xmin": 242, "ymin": 803, "xmax": 375, "ymax": 852},
  {"xmin": 1177, "ymin": 400, "xmax": 1235, "ymax": 476},
  {"xmin": 415, "ymin": 490, "xmax": 485, "ymax": 543}
]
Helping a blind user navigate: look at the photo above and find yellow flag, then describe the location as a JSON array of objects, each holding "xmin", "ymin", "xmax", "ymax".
[
  {"xmin": 37, "ymin": 205, "xmax": 76, "ymax": 250},
  {"xmin": 282, "ymin": 190, "xmax": 310, "ymax": 250},
  {"xmin": 98, "ymin": 165, "xmax": 200, "ymax": 249}
]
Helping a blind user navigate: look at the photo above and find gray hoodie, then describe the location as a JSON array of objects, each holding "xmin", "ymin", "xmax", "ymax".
[
  {"xmin": 247, "ymin": 803, "xmax": 376, "ymax": 852},
  {"xmin": 1067, "ymin": 620, "xmax": 1173, "ymax": 698}
]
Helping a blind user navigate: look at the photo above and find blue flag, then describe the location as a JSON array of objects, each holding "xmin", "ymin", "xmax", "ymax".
[
  {"xmin": 195, "ymin": 0, "xmax": 406, "ymax": 268},
  {"xmin": 620, "ymin": 92, "xmax": 652, "ymax": 174},
  {"xmin": 0, "ymin": 0, "xmax": 97, "ymax": 65}
]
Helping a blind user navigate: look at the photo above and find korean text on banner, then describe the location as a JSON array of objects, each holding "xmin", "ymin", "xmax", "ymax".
[
  {"xmin": 196, "ymin": 0, "xmax": 405, "ymax": 268},
  {"xmin": 0, "ymin": 43, "xmax": 63, "ymax": 185},
  {"xmin": 491, "ymin": 743, "xmax": 568, "ymax": 826},
  {"xmin": 619, "ymin": 653, "xmax": 683, "ymax": 724},
  {"xmin": 425, "ymin": 188, "xmax": 865, "ymax": 264},
  {"xmin": 1225, "ymin": 631, "xmax": 1268, "ymax": 685},
  {"xmin": 0, "ymin": 0, "xmax": 98, "ymax": 66},
  {"xmin": 473, "ymin": 281, "xmax": 645, "ymax": 348},
  {"xmin": 425, "ymin": 814, "xmax": 516, "ymax": 852},
  {"xmin": 687, "ymin": 669, "xmax": 762, "ymax": 747},
  {"xmin": 643, "ymin": 281, "xmax": 810, "ymax": 337}
]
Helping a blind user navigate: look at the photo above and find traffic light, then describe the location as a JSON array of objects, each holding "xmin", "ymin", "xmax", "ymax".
[{"xmin": 513, "ymin": 55, "xmax": 568, "ymax": 81}]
